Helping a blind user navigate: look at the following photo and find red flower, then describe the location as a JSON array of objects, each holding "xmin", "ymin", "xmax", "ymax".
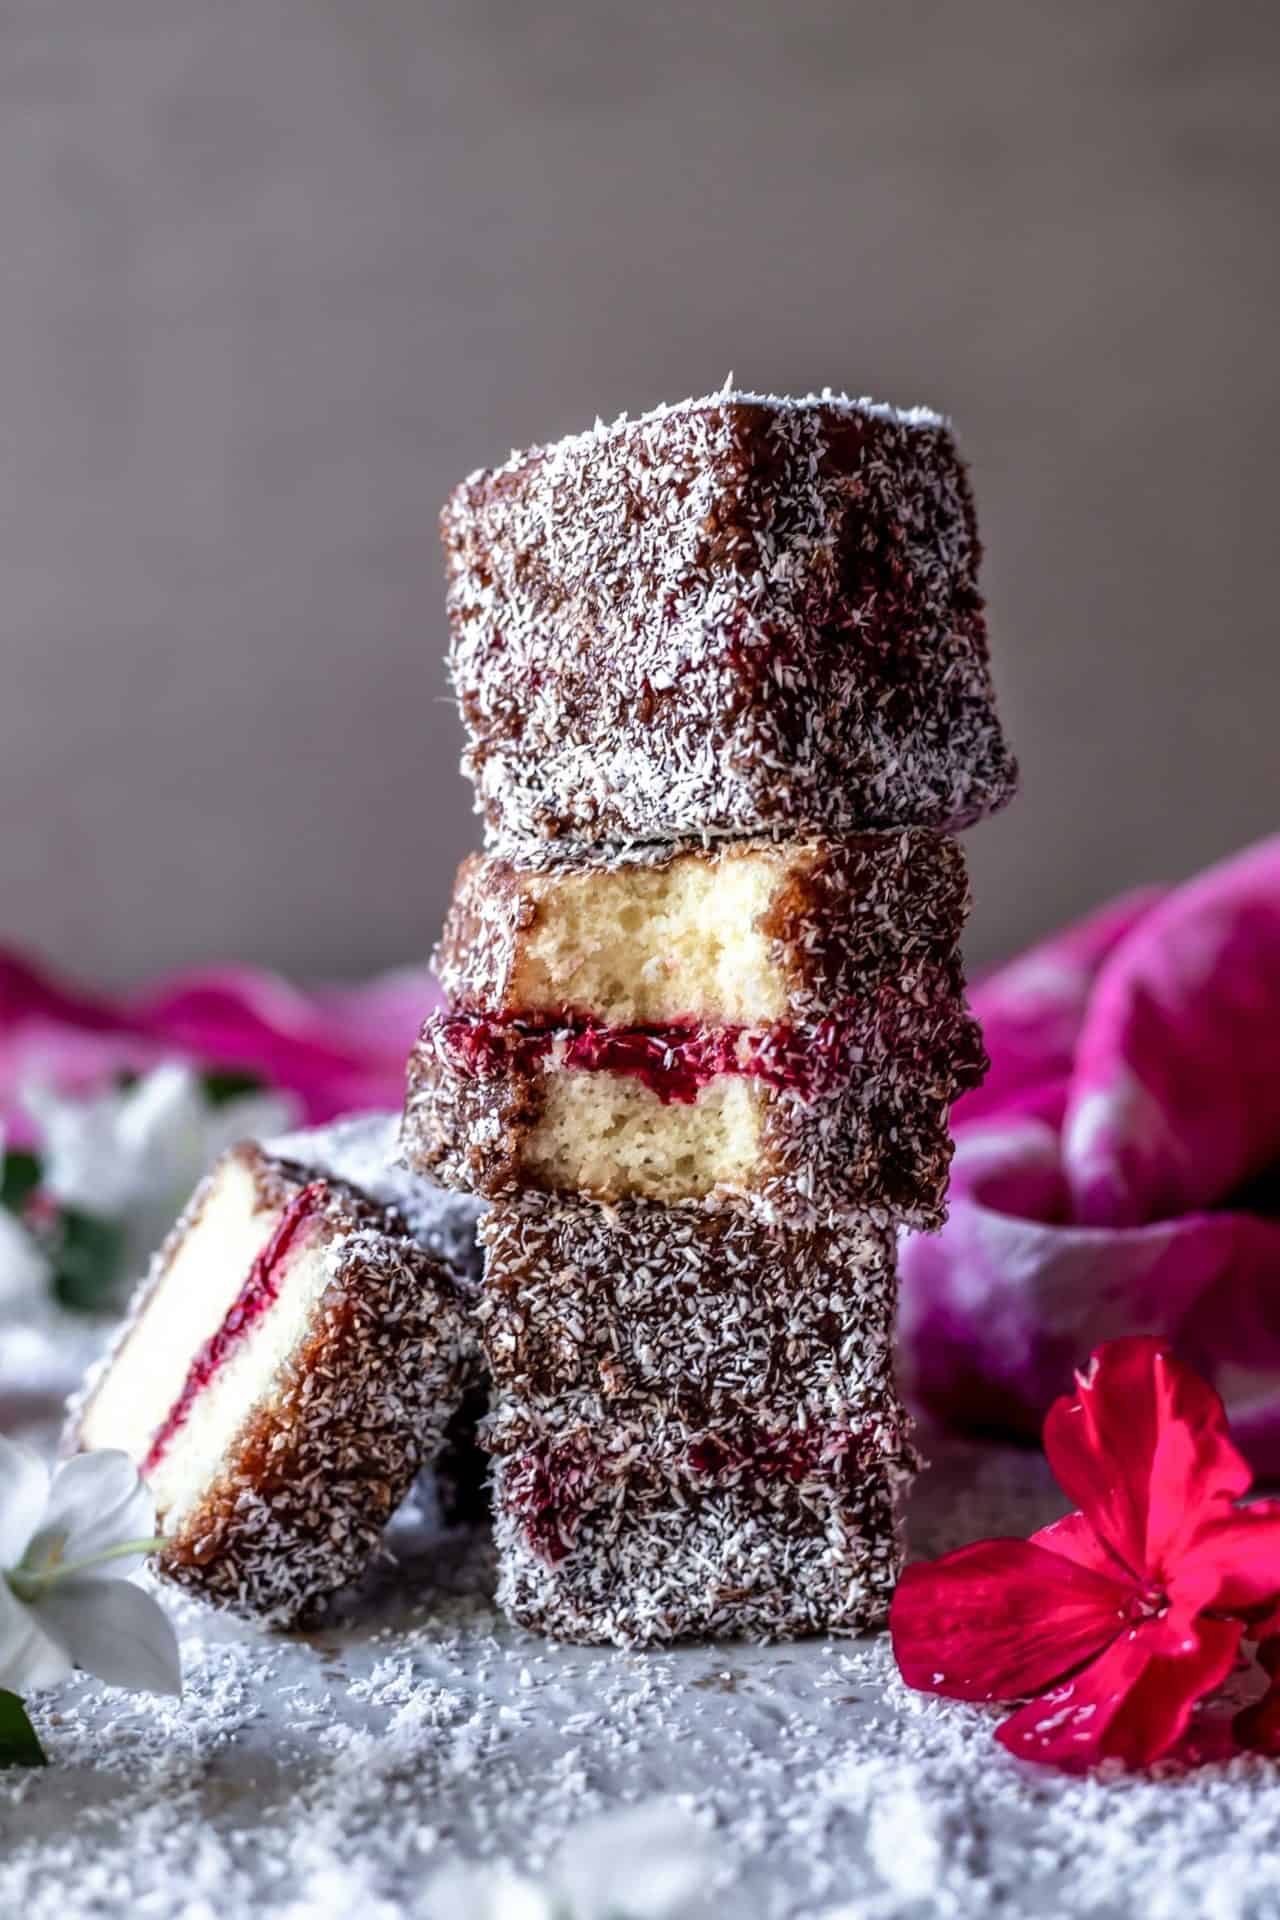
[{"xmin": 891, "ymin": 1337, "xmax": 1280, "ymax": 1770}]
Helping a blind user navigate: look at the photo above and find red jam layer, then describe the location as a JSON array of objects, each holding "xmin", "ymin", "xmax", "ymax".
[
  {"xmin": 434, "ymin": 1009, "xmax": 837, "ymax": 1104},
  {"xmin": 506, "ymin": 1424, "xmax": 861, "ymax": 1564},
  {"xmin": 142, "ymin": 1182, "xmax": 326, "ymax": 1476},
  {"xmin": 686, "ymin": 1422, "xmax": 853, "ymax": 1483}
]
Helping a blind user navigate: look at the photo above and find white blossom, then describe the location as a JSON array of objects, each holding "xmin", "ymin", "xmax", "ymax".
[
  {"xmin": 22, "ymin": 1062, "xmax": 296, "ymax": 1279},
  {"xmin": 0, "ymin": 1182, "xmax": 48, "ymax": 1312},
  {"xmin": 0, "ymin": 1438, "xmax": 181, "ymax": 1698}
]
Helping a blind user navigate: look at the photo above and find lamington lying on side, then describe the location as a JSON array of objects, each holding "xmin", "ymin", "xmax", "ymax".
[
  {"xmin": 403, "ymin": 833, "xmax": 985, "ymax": 1225},
  {"xmin": 66, "ymin": 1115, "xmax": 484, "ymax": 1627},
  {"xmin": 443, "ymin": 390, "xmax": 1017, "ymax": 850}
]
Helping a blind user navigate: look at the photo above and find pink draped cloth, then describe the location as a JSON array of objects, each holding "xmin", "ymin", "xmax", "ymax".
[
  {"xmin": 0, "ymin": 949, "xmax": 440, "ymax": 1145},
  {"xmin": 900, "ymin": 834, "xmax": 1280, "ymax": 1476}
]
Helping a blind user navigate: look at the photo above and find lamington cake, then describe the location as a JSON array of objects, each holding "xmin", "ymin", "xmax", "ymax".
[
  {"xmin": 491, "ymin": 1430, "xmax": 914, "ymax": 1646},
  {"xmin": 476, "ymin": 1191, "xmax": 898, "ymax": 1423},
  {"xmin": 442, "ymin": 390, "xmax": 1017, "ymax": 850},
  {"xmin": 403, "ymin": 958, "xmax": 984, "ymax": 1225},
  {"xmin": 67, "ymin": 1116, "xmax": 484, "ymax": 1626}
]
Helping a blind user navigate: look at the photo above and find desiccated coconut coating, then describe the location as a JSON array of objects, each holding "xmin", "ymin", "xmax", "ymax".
[
  {"xmin": 484, "ymin": 1390, "xmax": 912, "ymax": 1501},
  {"xmin": 401, "ymin": 959, "xmax": 986, "ymax": 1228},
  {"xmin": 442, "ymin": 390, "xmax": 1017, "ymax": 850},
  {"xmin": 477, "ymin": 1192, "xmax": 898, "ymax": 1424},
  {"xmin": 268, "ymin": 1111, "xmax": 486, "ymax": 1289},
  {"xmin": 491, "ymin": 1441, "xmax": 914, "ymax": 1647},
  {"xmin": 67, "ymin": 1129, "xmax": 484, "ymax": 1627},
  {"xmin": 434, "ymin": 830, "xmax": 971, "ymax": 1026}
]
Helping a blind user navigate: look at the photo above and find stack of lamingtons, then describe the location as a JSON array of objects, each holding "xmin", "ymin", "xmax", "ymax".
[{"xmin": 401, "ymin": 390, "xmax": 1017, "ymax": 1645}]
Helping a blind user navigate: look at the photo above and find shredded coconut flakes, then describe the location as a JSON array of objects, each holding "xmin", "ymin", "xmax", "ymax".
[{"xmin": 4, "ymin": 1431, "xmax": 1278, "ymax": 1919}]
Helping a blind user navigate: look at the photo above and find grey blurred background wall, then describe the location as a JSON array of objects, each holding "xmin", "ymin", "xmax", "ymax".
[{"xmin": 3, "ymin": 0, "xmax": 1277, "ymax": 984}]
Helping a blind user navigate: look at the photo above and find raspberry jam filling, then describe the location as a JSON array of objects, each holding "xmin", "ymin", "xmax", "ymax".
[
  {"xmin": 142, "ymin": 1182, "xmax": 326, "ymax": 1476},
  {"xmin": 434, "ymin": 1009, "xmax": 838, "ymax": 1103},
  {"xmin": 686, "ymin": 1422, "xmax": 856, "ymax": 1483},
  {"xmin": 508, "ymin": 1423, "xmax": 862, "ymax": 1563}
]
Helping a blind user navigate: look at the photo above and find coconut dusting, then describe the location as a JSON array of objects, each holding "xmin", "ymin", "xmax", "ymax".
[
  {"xmin": 3, "ymin": 1432, "xmax": 1278, "ymax": 1919},
  {"xmin": 442, "ymin": 390, "xmax": 1018, "ymax": 851}
]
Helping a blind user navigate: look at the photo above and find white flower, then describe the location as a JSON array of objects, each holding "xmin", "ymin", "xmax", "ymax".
[
  {"xmin": 0, "ymin": 1171, "xmax": 49, "ymax": 1312},
  {"xmin": 423, "ymin": 1802, "xmax": 718, "ymax": 1920},
  {"xmin": 23, "ymin": 1062, "xmax": 297, "ymax": 1279},
  {"xmin": 0, "ymin": 1438, "xmax": 181, "ymax": 1698}
]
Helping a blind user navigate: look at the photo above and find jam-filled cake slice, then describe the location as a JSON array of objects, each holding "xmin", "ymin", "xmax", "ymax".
[
  {"xmin": 406, "ymin": 830, "xmax": 983, "ymax": 1225},
  {"xmin": 443, "ymin": 390, "xmax": 1017, "ymax": 850},
  {"xmin": 66, "ymin": 1117, "xmax": 483, "ymax": 1626},
  {"xmin": 405, "ymin": 964, "xmax": 982, "ymax": 1224}
]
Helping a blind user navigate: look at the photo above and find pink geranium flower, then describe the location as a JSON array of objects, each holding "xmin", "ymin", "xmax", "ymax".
[{"xmin": 892, "ymin": 1338, "xmax": 1280, "ymax": 1770}]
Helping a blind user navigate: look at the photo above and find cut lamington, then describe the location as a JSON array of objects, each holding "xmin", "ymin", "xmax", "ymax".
[
  {"xmin": 491, "ymin": 1435, "xmax": 913, "ymax": 1647},
  {"xmin": 402, "ymin": 957, "xmax": 985, "ymax": 1226},
  {"xmin": 66, "ymin": 1115, "xmax": 484, "ymax": 1626},
  {"xmin": 476, "ymin": 1191, "xmax": 898, "ymax": 1423},
  {"xmin": 443, "ymin": 390, "xmax": 1017, "ymax": 850},
  {"xmin": 434, "ymin": 830, "xmax": 970, "ymax": 1025}
]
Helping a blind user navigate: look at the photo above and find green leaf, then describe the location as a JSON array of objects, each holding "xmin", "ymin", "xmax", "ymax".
[
  {"xmin": 51, "ymin": 1209, "xmax": 127, "ymax": 1314},
  {"xmin": 201, "ymin": 1068, "xmax": 267, "ymax": 1108},
  {"xmin": 0, "ymin": 1149, "xmax": 41, "ymax": 1216},
  {"xmin": 0, "ymin": 1692, "xmax": 46, "ymax": 1768}
]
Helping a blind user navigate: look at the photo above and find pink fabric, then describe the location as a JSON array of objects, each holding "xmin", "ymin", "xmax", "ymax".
[
  {"xmin": 0, "ymin": 948, "xmax": 441, "ymax": 1143},
  {"xmin": 900, "ymin": 833, "xmax": 1280, "ymax": 1477}
]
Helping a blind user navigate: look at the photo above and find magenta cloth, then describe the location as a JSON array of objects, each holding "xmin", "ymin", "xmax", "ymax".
[
  {"xmin": 900, "ymin": 834, "xmax": 1280, "ymax": 1477},
  {"xmin": 0, "ymin": 948, "xmax": 441, "ymax": 1143}
]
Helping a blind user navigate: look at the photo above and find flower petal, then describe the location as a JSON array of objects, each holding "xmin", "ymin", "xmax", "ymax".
[
  {"xmin": 32, "ymin": 1450, "xmax": 154, "ymax": 1574},
  {"xmin": 0, "ymin": 1437, "xmax": 50, "ymax": 1570},
  {"xmin": 996, "ymin": 1612, "xmax": 1242, "ymax": 1772},
  {"xmin": 0, "ymin": 1206, "xmax": 50, "ymax": 1311},
  {"xmin": 898, "ymin": 1163, "xmax": 1280, "ymax": 1475},
  {"xmin": 1168, "ymin": 1502, "xmax": 1280, "ymax": 1614},
  {"xmin": 32, "ymin": 1577, "xmax": 181, "ymax": 1696},
  {"xmin": 0, "ymin": 1579, "xmax": 72, "ymax": 1694},
  {"xmin": 1235, "ymin": 1636, "xmax": 1280, "ymax": 1755},
  {"xmin": 1043, "ymin": 1337, "xmax": 1252, "ymax": 1581},
  {"xmin": 891, "ymin": 1538, "xmax": 1130, "ymax": 1702},
  {"xmin": 1030, "ymin": 1512, "xmax": 1134, "ymax": 1582}
]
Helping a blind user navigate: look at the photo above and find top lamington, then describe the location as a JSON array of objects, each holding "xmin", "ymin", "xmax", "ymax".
[{"xmin": 442, "ymin": 389, "xmax": 1018, "ymax": 850}]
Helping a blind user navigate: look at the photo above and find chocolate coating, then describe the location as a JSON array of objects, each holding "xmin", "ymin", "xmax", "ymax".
[
  {"xmin": 476, "ymin": 1191, "xmax": 898, "ymax": 1423},
  {"xmin": 442, "ymin": 391, "xmax": 1017, "ymax": 850},
  {"xmin": 492, "ymin": 1441, "xmax": 913, "ymax": 1646}
]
